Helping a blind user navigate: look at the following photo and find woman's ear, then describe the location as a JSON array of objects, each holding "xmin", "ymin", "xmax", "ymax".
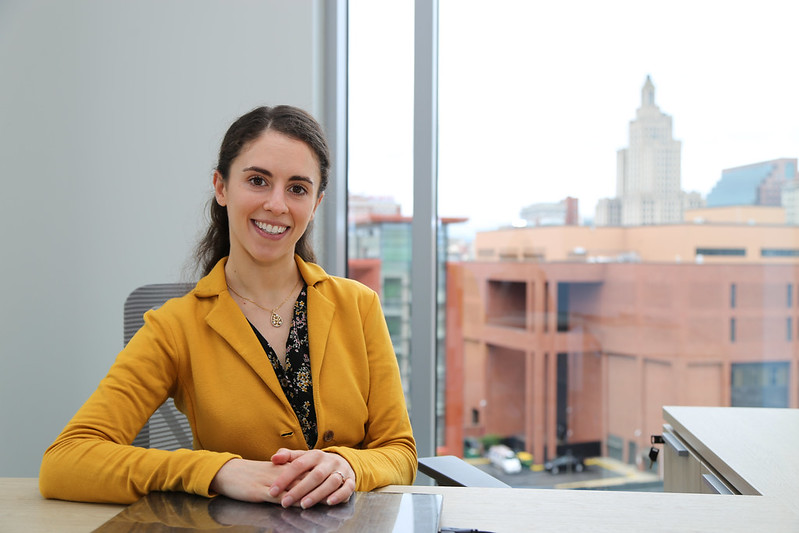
[
  {"xmin": 310, "ymin": 192, "xmax": 325, "ymax": 220},
  {"xmin": 212, "ymin": 171, "xmax": 227, "ymax": 206}
]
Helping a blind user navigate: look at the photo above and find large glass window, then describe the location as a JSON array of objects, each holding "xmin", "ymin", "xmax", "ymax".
[
  {"xmin": 349, "ymin": 0, "xmax": 799, "ymax": 491},
  {"xmin": 347, "ymin": 0, "xmax": 416, "ymax": 401}
]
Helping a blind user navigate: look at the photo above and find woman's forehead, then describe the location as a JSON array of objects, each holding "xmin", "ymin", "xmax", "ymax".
[{"xmin": 236, "ymin": 130, "xmax": 320, "ymax": 175}]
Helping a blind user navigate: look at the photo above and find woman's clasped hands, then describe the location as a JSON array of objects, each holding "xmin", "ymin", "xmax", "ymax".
[{"xmin": 210, "ymin": 448, "xmax": 356, "ymax": 509}]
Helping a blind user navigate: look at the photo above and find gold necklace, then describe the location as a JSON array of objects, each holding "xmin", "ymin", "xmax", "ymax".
[{"xmin": 227, "ymin": 278, "xmax": 302, "ymax": 328}]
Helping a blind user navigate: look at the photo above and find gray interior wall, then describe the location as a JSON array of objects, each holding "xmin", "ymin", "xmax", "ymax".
[{"xmin": 0, "ymin": 0, "xmax": 325, "ymax": 476}]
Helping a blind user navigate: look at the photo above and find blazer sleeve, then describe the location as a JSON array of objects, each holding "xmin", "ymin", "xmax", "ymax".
[
  {"xmin": 39, "ymin": 306, "xmax": 239, "ymax": 504},
  {"xmin": 323, "ymin": 290, "xmax": 418, "ymax": 490}
]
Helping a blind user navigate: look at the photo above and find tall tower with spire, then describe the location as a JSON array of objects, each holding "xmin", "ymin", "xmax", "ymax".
[{"xmin": 597, "ymin": 76, "xmax": 683, "ymax": 226}]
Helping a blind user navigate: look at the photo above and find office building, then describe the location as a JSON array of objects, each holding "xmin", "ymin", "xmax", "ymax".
[
  {"xmin": 782, "ymin": 179, "xmax": 799, "ymax": 225},
  {"xmin": 707, "ymin": 158, "xmax": 798, "ymax": 208},
  {"xmin": 595, "ymin": 197, "xmax": 621, "ymax": 227},
  {"xmin": 519, "ymin": 197, "xmax": 579, "ymax": 227},
  {"xmin": 474, "ymin": 206, "xmax": 799, "ymax": 264},
  {"xmin": 348, "ymin": 195, "xmax": 466, "ymax": 405},
  {"xmin": 596, "ymin": 76, "xmax": 695, "ymax": 226},
  {"xmin": 444, "ymin": 218, "xmax": 799, "ymax": 466}
]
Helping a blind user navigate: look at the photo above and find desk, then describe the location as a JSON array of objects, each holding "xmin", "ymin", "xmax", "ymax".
[
  {"xmin": 1, "ymin": 478, "xmax": 122, "ymax": 532},
  {"xmin": 663, "ymin": 405, "xmax": 799, "ymax": 500},
  {"xmin": 2, "ymin": 477, "xmax": 796, "ymax": 532},
  {"xmin": 3, "ymin": 408, "xmax": 798, "ymax": 532}
]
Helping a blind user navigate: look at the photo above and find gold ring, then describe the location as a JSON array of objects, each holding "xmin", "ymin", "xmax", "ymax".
[{"xmin": 332, "ymin": 470, "xmax": 346, "ymax": 487}]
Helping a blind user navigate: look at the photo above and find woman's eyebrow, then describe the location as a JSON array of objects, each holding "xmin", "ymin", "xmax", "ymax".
[
  {"xmin": 242, "ymin": 166, "xmax": 273, "ymax": 176},
  {"xmin": 241, "ymin": 166, "xmax": 314, "ymax": 185},
  {"xmin": 289, "ymin": 175, "xmax": 315, "ymax": 186}
]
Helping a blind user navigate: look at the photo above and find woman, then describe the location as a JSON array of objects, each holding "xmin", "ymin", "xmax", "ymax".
[{"xmin": 39, "ymin": 106, "xmax": 417, "ymax": 508}]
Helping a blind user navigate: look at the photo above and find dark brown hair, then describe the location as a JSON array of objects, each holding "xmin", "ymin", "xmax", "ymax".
[{"xmin": 195, "ymin": 105, "xmax": 330, "ymax": 276}]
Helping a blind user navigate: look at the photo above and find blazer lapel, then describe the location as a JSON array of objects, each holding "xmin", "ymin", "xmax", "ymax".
[
  {"xmin": 306, "ymin": 285, "xmax": 335, "ymax": 385},
  {"xmin": 296, "ymin": 256, "xmax": 335, "ymax": 384},
  {"xmin": 204, "ymin": 287, "xmax": 289, "ymax": 405},
  {"xmin": 198, "ymin": 256, "xmax": 335, "ymax": 415}
]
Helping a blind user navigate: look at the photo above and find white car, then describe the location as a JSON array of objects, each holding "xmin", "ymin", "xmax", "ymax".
[{"xmin": 488, "ymin": 445, "xmax": 522, "ymax": 474}]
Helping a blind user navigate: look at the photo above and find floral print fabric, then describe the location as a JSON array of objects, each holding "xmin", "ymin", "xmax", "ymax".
[{"xmin": 249, "ymin": 285, "xmax": 318, "ymax": 449}]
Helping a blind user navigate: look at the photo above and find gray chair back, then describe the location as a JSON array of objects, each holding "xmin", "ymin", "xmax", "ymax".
[{"xmin": 124, "ymin": 283, "xmax": 194, "ymax": 450}]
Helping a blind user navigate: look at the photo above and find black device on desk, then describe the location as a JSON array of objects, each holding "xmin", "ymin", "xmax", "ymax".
[{"xmin": 93, "ymin": 490, "xmax": 442, "ymax": 532}]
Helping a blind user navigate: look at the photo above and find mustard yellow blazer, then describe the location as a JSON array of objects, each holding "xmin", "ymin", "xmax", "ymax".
[{"xmin": 40, "ymin": 256, "xmax": 417, "ymax": 503}]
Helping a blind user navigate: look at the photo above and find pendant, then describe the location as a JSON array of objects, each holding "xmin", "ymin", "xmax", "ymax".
[{"xmin": 271, "ymin": 311, "xmax": 283, "ymax": 328}]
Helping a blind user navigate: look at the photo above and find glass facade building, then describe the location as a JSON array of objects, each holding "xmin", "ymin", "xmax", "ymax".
[{"xmin": 707, "ymin": 159, "xmax": 797, "ymax": 207}]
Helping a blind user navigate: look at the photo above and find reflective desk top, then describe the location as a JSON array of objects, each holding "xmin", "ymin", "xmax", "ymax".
[
  {"xmin": 2, "ymin": 477, "xmax": 796, "ymax": 533},
  {"xmin": 5, "ymin": 407, "xmax": 798, "ymax": 532}
]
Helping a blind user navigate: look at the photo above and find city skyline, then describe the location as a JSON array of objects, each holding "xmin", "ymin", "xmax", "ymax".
[{"xmin": 349, "ymin": 0, "xmax": 799, "ymax": 233}]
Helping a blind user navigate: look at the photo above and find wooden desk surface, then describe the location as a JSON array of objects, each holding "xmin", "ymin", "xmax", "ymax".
[
  {"xmin": 2, "ymin": 477, "xmax": 797, "ymax": 532},
  {"xmin": 1, "ymin": 478, "xmax": 123, "ymax": 532}
]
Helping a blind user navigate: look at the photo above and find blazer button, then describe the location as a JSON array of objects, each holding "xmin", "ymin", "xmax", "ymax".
[{"xmin": 323, "ymin": 430, "xmax": 335, "ymax": 442}]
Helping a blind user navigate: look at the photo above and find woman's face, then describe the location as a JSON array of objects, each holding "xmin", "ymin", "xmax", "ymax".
[{"xmin": 213, "ymin": 129, "xmax": 324, "ymax": 269}]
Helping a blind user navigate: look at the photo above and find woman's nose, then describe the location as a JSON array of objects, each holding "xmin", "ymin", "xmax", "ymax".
[{"xmin": 263, "ymin": 190, "xmax": 288, "ymax": 213}]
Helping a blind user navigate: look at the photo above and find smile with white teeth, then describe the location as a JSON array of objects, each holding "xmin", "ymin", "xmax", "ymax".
[{"xmin": 254, "ymin": 221, "xmax": 288, "ymax": 235}]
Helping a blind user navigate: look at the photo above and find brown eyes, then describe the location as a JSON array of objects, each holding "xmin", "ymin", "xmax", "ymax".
[
  {"xmin": 247, "ymin": 176, "xmax": 308, "ymax": 196},
  {"xmin": 288, "ymin": 184, "xmax": 309, "ymax": 196}
]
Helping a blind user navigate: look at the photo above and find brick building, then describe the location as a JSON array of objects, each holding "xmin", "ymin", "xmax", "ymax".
[{"xmin": 443, "ymin": 219, "xmax": 799, "ymax": 465}]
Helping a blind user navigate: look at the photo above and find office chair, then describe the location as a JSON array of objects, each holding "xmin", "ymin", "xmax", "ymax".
[
  {"xmin": 124, "ymin": 283, "xmax": 509, "ymax": 488},
  {"xmin": 124, "ymin": 283, "xmax": 195, "ymax": 450}
]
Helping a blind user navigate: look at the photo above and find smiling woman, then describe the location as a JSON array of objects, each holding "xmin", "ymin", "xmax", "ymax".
[{"xmin": 39, "ymin": 105, "xmax": 417, "ymax": 508}]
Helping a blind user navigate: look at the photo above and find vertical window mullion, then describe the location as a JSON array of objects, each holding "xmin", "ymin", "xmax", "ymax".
[{"xmin": 410, "ymin": 0, "xmax": 439, "ymax": 460}]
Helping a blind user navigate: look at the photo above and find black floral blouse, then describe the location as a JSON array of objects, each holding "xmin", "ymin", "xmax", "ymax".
[{"xmin": 249, "ymin": 285, "xmax": 318, "ymax": 449}]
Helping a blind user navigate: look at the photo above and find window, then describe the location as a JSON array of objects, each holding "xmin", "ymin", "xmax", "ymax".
[
  {"xmin": 348, "ymin": 0, "xmax": 415, "ymax": 406},
  {"xmin": 486, "ymin": 281, "xmax": 526, "ymax": 329},
  {"xmin": 731, "ymin": 362, "xmax": 790, "ymax": 408},
  {"xmin": 762, "ymin": 249, "xmax": 799, "ymax": 257},
  {"xmin": 349, "ymin": 0, "xmax": 799, "ymax": 492},
  {"xmin": 696, "ymin": 248, "xmax": 746, "ymax": 257},
  {"xmin": 385, "ymin": 315, "xmax": 403, "ymax": 341},
  {"xmin": 383, "ymin": 277, "xmax": 404, "ymax": 306},
  {"xmin": 557, "ymin": 283, "xmax": 570, "ymax": 332}
]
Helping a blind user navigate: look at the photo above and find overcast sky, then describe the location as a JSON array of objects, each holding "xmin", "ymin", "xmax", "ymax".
[{"xmin": 348, "ymin": 0, "xmax": 799, "ymax": 233}]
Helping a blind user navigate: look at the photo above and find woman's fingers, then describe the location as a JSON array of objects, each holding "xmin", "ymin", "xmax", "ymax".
[
  {"xmin": 324, "ymin": 474, "xmax": 355, "ymax": 506},
  {"xmin": 266, "ymin": 450, "xmax": 355, "ymax": 509},
  {"xmin": 268, "ymin": 450, "xmax": 320, "ymax": 499},
  {"xmin": 210, "ymin": 458, "xmax": 284, "ymax": 503},
  {"xmin": 209, "ymin": 453, "xmax": 355, "ymax": 508},
  {"xmin": 270, "ymin": 448, "xmax": 307, "ymax": 465},
  {"xmin": 294, "ymin": 469, "xmax": 351, "ymax": 509}
]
